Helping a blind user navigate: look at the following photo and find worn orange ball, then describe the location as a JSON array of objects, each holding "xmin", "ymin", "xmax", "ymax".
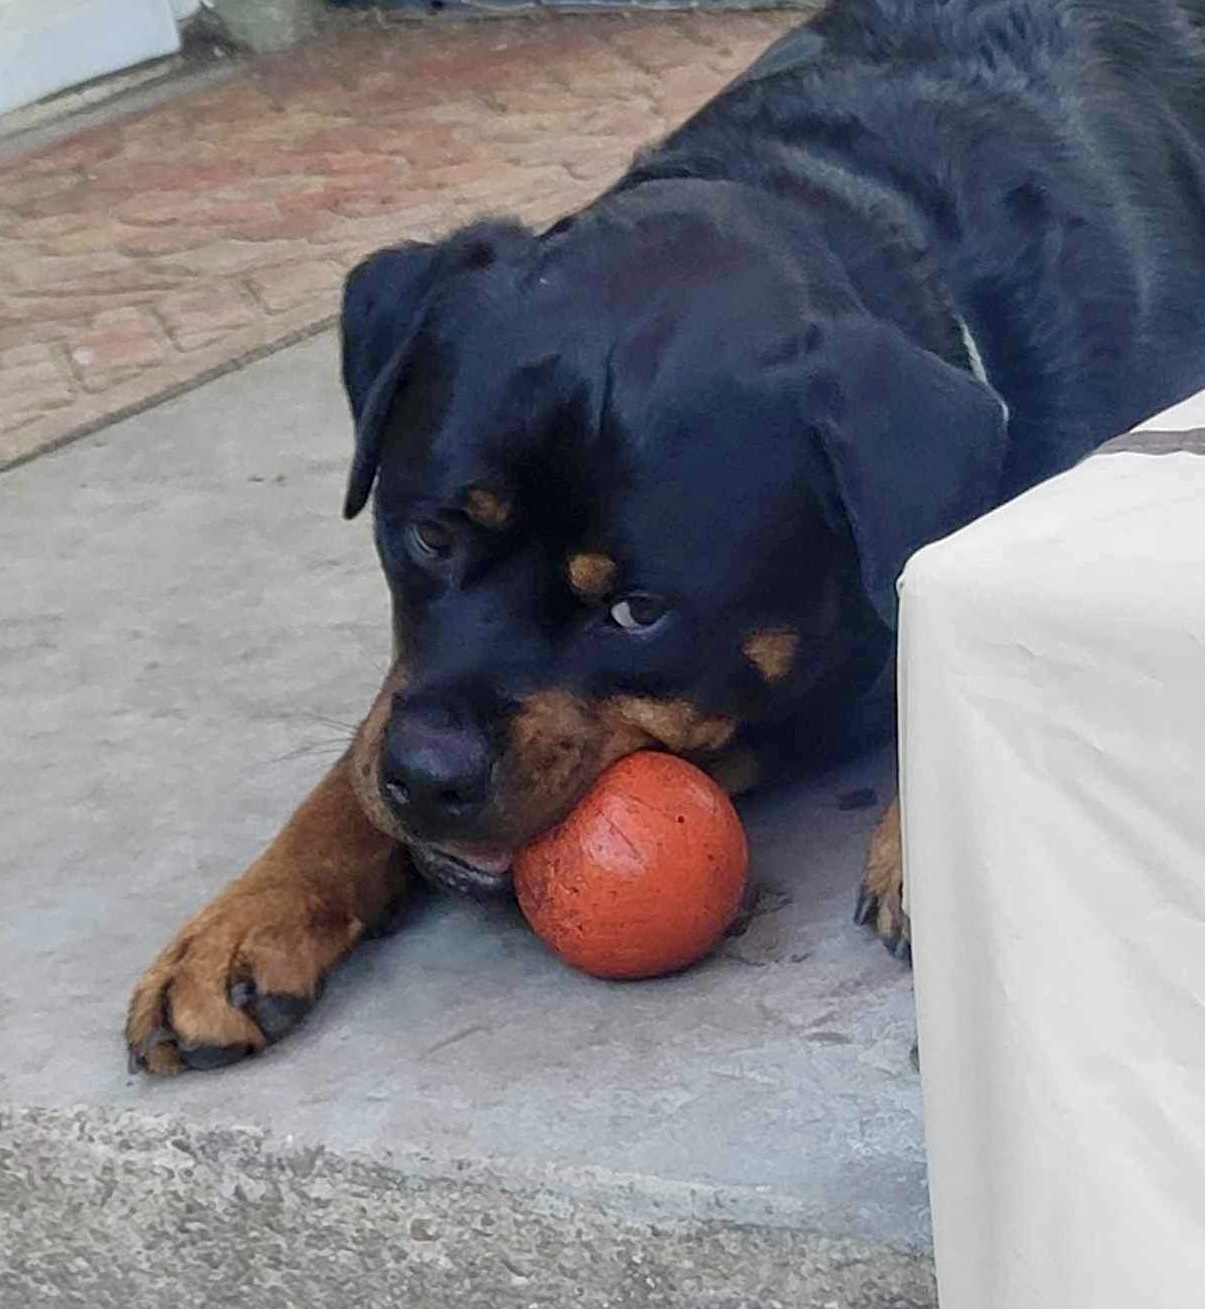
[{"xmin": 514, "ymin": 752, "xmax": 749, "ymax": 980}]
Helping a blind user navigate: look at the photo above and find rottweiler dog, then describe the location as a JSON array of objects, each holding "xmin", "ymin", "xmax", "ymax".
[{"xmin": 128, "ymin": 0, "xmax": 1205, "ymax": 1071}]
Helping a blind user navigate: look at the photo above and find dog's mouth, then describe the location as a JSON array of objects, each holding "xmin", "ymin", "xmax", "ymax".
[{"xmin": 408, "ymin": 842, "xmax": 516, "ymax": 898}]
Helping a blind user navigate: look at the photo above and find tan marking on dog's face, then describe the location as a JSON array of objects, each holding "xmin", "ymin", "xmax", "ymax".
[
  {"xmin": 606, "ymin": 696, "xmax": 738, "ymax": 756},
  {"xmin": 487, "ymin": 691, "xmax": 648, "ymax": 844},
  {"xmin": 567, "ymin": 552, "xmax": 617, "ymax": 600},
  {"xmin": 492, "ymin": 694, "xmax": 736, "ymax": 842},
  {"xmin": 350, "ymin": 659, "xmax": 410, "ymax": 839},
  {"xmin": 742, "ymin": 629, "xmax": 800, "ymax": 684},
  {"xmin": 465, "ymin": 486, "xmax": 512, "ymax": 530}
]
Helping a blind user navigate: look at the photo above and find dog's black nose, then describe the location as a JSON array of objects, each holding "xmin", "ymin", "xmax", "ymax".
[{"xmin": 380, "ymin": 698, "xmax": 492, "ymax": 831}]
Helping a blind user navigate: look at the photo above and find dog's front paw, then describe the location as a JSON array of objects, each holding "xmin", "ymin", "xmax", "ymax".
[
  {"xmin": 855, "ymin": 798, "xmax": 911, "ymax": 964},
  {"xmin": 126, "ymin": 885, "xmax": 364, "ymax": 1074}
]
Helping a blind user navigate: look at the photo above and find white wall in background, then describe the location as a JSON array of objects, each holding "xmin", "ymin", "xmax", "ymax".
[{"xmin": 0, "ymin": 0, "xmax": 182, "ymax": 116}]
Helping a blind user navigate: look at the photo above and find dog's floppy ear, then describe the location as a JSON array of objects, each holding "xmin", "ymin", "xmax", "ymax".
[
  {"xmin": 805, "ymin": 317, "xmax": 1008, "ymax": 628},
  {"xmin": 340, "ymin": 242, "xmax": 442, "ymax": 518},
  {"xmin": 340, "ymin": 221, "xmax": 532, "ymax": 519}
]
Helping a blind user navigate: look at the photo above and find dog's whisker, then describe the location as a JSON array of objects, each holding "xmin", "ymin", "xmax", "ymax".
[
  {"xmin": 290, "ymin": 713, "xmax": 360, "ymax": 734},
  {"xmin": 253, "ymin": 741, "xmax": 353, "ymax": 770}
]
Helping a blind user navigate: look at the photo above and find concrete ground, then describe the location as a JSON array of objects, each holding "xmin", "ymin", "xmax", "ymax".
[{"xmin": 0, "ymin": 332, "xmax": 933, "ymax": 1306}]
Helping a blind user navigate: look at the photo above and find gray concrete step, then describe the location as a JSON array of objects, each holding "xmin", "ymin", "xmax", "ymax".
[{"xmin": 0, "ymin": 335, "xmax": 933, "ymax": 1307}]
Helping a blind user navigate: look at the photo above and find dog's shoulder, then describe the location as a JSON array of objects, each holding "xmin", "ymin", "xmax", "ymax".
[{"xmin": 624, "ymin": 0, "xmax": 1205, "ymax": 489}]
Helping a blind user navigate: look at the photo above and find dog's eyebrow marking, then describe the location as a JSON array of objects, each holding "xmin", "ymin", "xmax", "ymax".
[
  {"xmin": 465, "ymin": 486, "xmax": 512, "ymax": 530},
  {"xmin": 568, "ymin": 552, "xmax": 618, "ymax": 599},
  {"xmin": 742, "ymin": 629, "xmax": 800, "ymax": 684}
]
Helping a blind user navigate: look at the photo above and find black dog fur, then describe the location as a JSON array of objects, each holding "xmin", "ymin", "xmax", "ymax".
[{"xmin": 342, "ymin": 0, "xmax": 1205, "ymax": 866}]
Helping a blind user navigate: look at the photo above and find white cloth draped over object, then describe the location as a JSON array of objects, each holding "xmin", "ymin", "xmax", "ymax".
[{"xmin": 901, "ymin": 391, "xmax": 1205, "ymax": 1308}]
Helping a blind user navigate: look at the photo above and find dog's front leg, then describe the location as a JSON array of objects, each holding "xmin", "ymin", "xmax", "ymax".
[
  {"xmin": 856, "ymin": 797, "xmax": 911, "ymax": 963},
  {"xmin": 126, "ymin": 679, "xmax": 408, "ymax": 1075}
]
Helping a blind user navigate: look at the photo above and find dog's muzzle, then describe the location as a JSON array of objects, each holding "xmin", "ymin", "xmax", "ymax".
[{"xmin": 409, "ymin": 842, "xmax": 515, "ymax": 897}]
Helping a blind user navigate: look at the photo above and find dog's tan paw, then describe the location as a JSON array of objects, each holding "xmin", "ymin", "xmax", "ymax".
[
  {"xmin": 855, "ymin": 798, "xmax": 911, "ymax": 964},
  {"xmin": 126, "ymin": 886, "xmax": 364, "ymax": 1075}
]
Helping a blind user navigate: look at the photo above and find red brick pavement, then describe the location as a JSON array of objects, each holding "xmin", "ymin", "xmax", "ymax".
[{"xmin": 0, "ymin": 12, "xmax": 804, "ymax": 468}]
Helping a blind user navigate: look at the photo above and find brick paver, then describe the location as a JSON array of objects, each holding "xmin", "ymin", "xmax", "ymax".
[{"xmin": 0, "ymin": 12, "xmax": 805, "ymax": 468}]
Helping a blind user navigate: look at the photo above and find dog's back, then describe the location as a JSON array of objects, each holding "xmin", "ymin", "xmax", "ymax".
[{"xmin": 637, "ymin": 0, "xmax": 1205, "ymax": 492}]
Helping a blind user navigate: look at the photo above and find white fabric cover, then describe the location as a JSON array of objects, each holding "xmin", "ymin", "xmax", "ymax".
[{"xmin": 901, "ymin": 394, "xmax": 1205, "ymax": 1308}]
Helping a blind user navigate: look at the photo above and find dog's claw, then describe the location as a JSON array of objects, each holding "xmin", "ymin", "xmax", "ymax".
[
  {"xmin": 252, "ymin": 992, "xmax": 315, "ymax": 1041},
  {"xmin": 855, "ymin": 883, "xmax": 911, "ymax": 967},
  {"xmin": 127, "ymin": 1024, "xmax": 171, "ymax": 1072},
  {"xmin": 890, "ymin": 933, "xmax": 913, "ymax": 966},
  {"xmin": 128, "ymin": 1026, "xmax": 170, "ymax": 1068},
  {"xmin": 178, "ymin": 1042, "xmax": 256, "ymax": 1072},
  {"xmin": 229, "ymin": 978, "xmax": 316, "ymax": 1041}
]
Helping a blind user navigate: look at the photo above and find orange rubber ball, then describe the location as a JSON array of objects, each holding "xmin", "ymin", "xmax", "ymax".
[{"xmin": 514, "ymin": 752, "xmax": 749, "ymax": 980}]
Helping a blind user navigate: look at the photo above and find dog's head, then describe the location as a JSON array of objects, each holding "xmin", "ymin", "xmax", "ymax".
[{"xmin": 339, "ymin": 184, "xmax": 1007, "ymax": 893}]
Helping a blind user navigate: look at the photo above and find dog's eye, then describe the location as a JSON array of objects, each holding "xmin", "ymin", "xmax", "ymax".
[
  {"xmin": 609, "ymin": 594, "xmax": 667, "ymax": 632},
  {"xmin": 408, "ymin": 519, "xmax": 455, "ymax": 561}
]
